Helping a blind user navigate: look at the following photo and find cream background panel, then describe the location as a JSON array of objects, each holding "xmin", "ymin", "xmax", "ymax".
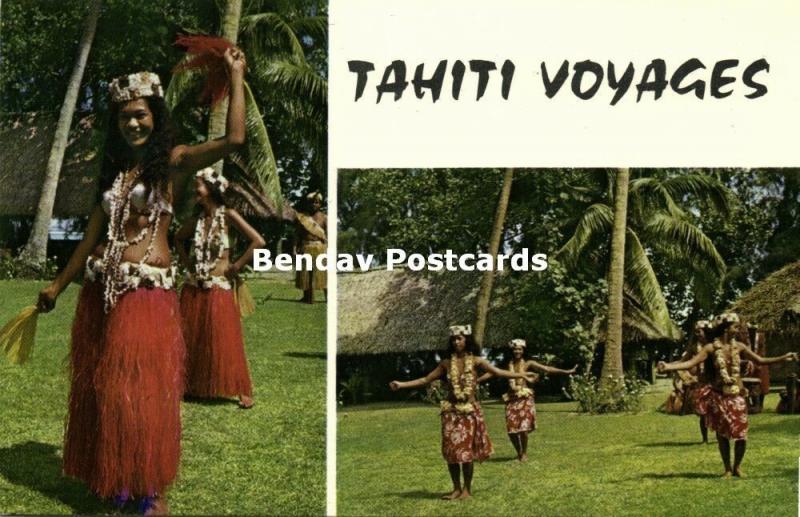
[{"xmin": 330, "ymin": 0, "xmax": 800, "ymax": 167}]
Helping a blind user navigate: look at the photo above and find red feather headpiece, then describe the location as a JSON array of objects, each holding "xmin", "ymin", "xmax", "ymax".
[{"xmin": 173, "ymin": 34, "xmax": 235, "ymax": 106}]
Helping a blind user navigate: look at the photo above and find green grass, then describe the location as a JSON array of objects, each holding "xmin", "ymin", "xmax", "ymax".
[
  {"xmin": 338, "ymin": 384, "xmax": 800, "ymax": 516},
  {"xmin": 0, "ymin": 275, "xmax": 325, "ymax": 515}
]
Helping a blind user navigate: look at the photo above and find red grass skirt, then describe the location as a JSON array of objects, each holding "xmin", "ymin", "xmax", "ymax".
[
  {"xmin": 441, "ymin": 403, "xmax": 494, "ymax": 464},
  {"xmin": 63, "ymin": 279, "xmax": 105, "ymax": 482},
  {"xmin": 85, "ymin": 288, "xmax": 185, "ymax": 497},
  {"xmin": 180, "ymin": 285, "xmax": 253, "ymax": 398},
  {"xmin": 505, "ymin": 395, "xmax": 536, "ymax": 434},
  {"xmin": 695, "ymin": 386, "xmax": 748, "ymax": 440}
]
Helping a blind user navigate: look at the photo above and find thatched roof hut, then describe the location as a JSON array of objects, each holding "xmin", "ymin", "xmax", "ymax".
[
  {"xmin": 0, "ymin": 112, "xmax": 286, "ymax": 221},
  {"xmin": 0, "ymin": 112, "xmax": 100, "ymax": 217},
  {"xmin": 338, "ymin": 268, "xmax": 682, "ymax": 355},
  {"xmin": 337, "ymin": 268, "xmax": 518, "ymax": 355},
  {"xmin": 730, "ymin": 261, "xmax": 800, "ymax": 381}
]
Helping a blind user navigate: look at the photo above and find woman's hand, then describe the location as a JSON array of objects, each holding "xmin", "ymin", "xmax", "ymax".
[
  {"xmin": 224, "ymin": 47, "xmax": 246, "ymax": 75},
  {"xmin": 786, "ymin": 352, "xmax": 799, "ymax": 362},
  {"xmin": 225, "ymin": 263, "xmax": 241, "ymax": 280},
  {"xmin": 656, "ymin": 361, "xmax": 667, "ymax": 373},
  {"xmin": 567, "ymin": 365, "xmax": 579, "ymax": 375},
  {"xmin": 389, "ymin": 381, "xmax": 401, "ymax": 391},
  {"xmin": 524, "ymin": 373, "xmax": 538, "ymax": 384},
  {"xmin": 37, "ymin": 284, "xmax": 59, "ymax": 313}
]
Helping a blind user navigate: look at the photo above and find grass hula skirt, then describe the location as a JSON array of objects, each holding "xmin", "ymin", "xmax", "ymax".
[
  {"xmin": 72, "ymin": 286, "xmax": 185, "ymax": 498},
  {"xmin": 181, "ymin": 283, "xmax": 253, "ymax": 398},
  {"xmin": 0, "ymin": 305, "xmax": 39, "ymax": 365}
]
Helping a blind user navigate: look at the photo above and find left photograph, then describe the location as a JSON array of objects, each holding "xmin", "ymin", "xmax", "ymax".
[{"xmin": 0, "ymin": 1, "xmax": 327, "ymax": 515}]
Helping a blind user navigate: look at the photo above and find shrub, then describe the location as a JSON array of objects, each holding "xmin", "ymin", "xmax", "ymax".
[{"xmin": 563, "ymin": 372, "xmax": 648, "ymax": 414}]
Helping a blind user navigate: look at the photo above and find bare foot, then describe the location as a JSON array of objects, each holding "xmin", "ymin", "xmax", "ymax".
[
  {"xmin": 721, "ymin": 470, "xmax": 733, "ymax": 479},
  {"xmin": 141, "ymin": 496, "xmax": 168, "ymax": 516},
  {"xmin": 519, "ymin": 453, "xmax": 528, "ymax": 463},
  {"xmin": 441, "ymin": 490, "xmax": 461, "ymax": 500},
  {"xmin": 457, "ymin": 490, "xmax": 471, "ymax": 500},
  {"xmin": 733, "ymin": 467, "xmax": 746, "ymax": 478},
  {"xmin": 239, "ymin": 395, "xmax": 254, "ymax": 409}
]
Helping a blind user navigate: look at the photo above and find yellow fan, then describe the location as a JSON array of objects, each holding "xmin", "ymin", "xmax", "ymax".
[
  {"xmin": 234, "ymin": 279, "xmax": 256, "ymax": 318},
  {"xmin": 1, "ymin": 305, "xmax": 39, "ymax": 365}
]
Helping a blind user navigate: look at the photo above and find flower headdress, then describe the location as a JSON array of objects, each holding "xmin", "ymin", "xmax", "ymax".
[
  {"xmin": 714, "ymin": 312, "xmax": 740, "ymax": 326},
  {"xmin": 509, "ymin": 338, "xmax": 526, "ymax": 348},
  {"xmin": 109, "ymin": 72, "xmax": 164, "ymax": 103},
  {"xmin": 694, "ymin": 320, "xmax": 713, "ymax": 330},
  {"xmin": 196, "ymin": 167, "xmax": 229, "ymax": 193},
  {"xmin": 307, "ymin": 192, "xmax": 323, "ymax": 202},
  {"xmin": 449, "ymin": 324, "xmax": 472, "ymax": 336}
]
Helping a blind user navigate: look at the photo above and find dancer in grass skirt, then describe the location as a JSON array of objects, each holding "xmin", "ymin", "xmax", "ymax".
[
  {"xmin": 176, "ymin": 167, "xmax": 265, "ymax": 409},
  {"xmin": 37, "ymin": 46, "xmax": 248, "ymax": 514}
]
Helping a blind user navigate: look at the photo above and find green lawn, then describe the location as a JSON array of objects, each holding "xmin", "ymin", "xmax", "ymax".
[
  {"xmin": 338, "ymin": 384, "xmax": 800, "ymax": 516},
  {"xmin": 0, "ymin": 275, "xmax": 325, "ymax": 515}
]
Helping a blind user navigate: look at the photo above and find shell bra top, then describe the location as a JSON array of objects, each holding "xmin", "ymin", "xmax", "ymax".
[{"xmin": 101, "ymin": 182, "xmax": 173, "ymax": 216}]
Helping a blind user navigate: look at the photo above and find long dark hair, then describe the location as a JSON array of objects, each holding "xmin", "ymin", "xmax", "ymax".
[
  {"xmin": 447, "ymin": 334, "xmax": 480, "ymax": 355},
  {"xmin": 98, "ymin": 96, "xmax": 175, "ymax": 197}
]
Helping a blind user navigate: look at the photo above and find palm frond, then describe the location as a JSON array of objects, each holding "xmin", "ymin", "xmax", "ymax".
[
  {"xmin": 661, "ymin": 173, "xmax": 734, "ymax": 215},
  {"xmin": 289, "ymin": 15, "xmax": 328, "ymax": 45},
  {"xmin": 556, "ymin": 203, "xmax": 612, "ymax": 268},
  {"xmin": 241, "ymin": 12, "xmax": 305, "ymax": 62},
  {"xmin": 644, "ymin": 212, "xmax": 726, "ymax": 277},
  {"xmin": 259, "ymin": 60, "xmax": 327, "ymax": 113},
  {"xmin": 227, "ymin": 81, "xmax": 283, "ymax": 216}
]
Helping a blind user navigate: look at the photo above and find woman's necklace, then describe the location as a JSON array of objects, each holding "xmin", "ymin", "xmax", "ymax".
[
  {"xmin": 449, "ymin": 353, "xmax": 475, "ymax": 401},
  {"xmin": 194, "ymin": 206, "xmax": 226, "ymax": 280}
]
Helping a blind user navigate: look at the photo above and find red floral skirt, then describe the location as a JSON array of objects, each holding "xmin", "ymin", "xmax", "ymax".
[
  {"xmin": 63, "ymin": 279, "xmax": 105, "ymax": 483},
  {"xmin": 694, "ymin": 386, "xmax": 748, "ymax": 440},
  {"xmin": 505, "ymin": 395, "xmax": 536, "ymax": 433},
  {"xmin": 77, "ymin": 288, "xmax": 185, "ymax": 498},
  {"xmin": 440, "ymin": 403, "xmax": 494, "ymax": 464},
  {"xmin": 180, "ymin": 285, "xmax": 253, "ymax": 398}
]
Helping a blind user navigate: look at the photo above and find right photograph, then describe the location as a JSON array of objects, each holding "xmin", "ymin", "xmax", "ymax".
[{"xmin": 336, "ymin": 168, "xmax": 800, "ymax": 516}]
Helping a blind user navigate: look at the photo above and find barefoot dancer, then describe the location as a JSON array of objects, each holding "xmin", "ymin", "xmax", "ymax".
[
  {"xmin": 389, "ymin": 325, "xmax": 536, "ymax": 500},
  {"xmin": 176, "ymin": 167, "xmax": 265, "ymax": 409},
  {"xmin": 479, "ymin": 339, "xmax": 576, "ymax": 462},
  {"xmin": 293, "ymin": 192, "xmax": 327, "ymax": 304},
  {"xmin": 682, "ymin": 320, "xmax": 713, "ymax": 443},
  {"xmin": 658, "ymin": 313, "xmax": 798, "ymax": 478},
  {"xmin": 36, "ymin": 47, "xmax": 248, "ymax": 513}
]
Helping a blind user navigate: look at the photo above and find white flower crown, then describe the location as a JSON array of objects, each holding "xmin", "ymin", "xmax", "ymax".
[{"xmin": 196, "ymin": 167, "xmax": 229, "ymax": 193}]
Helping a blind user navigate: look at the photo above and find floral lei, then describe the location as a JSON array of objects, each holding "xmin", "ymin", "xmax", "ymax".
[
  {"xmin": 101, "ymin": 169, "xmax": 161, "ymax": 312},
  {"xmin": 194, "ymin": 206, "xmax": 227, "ymax": 279},
  {"xmin": 441, "ymin": 354, "xmax": 476, "ymax": 414},
  {"xmin": 502, "ymin": 359, "xmax": 533, "ymax": 402},
  {"xmin": 714, "ymin": 340, "xmax": 741, "ymax": 395}
]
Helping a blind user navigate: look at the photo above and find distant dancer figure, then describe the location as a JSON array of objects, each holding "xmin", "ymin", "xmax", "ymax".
[
  {"xmin": 389, "ymin": 325, "xmax": 536, "ymax": 500},
  {"xmin": 293, "ymin": 191, "xmax": 327, "ymax": 304},
  {"xmin": 176, "ymin": 167, "xmax": 265, "ymax": 409},
  {"xmin": 479, "ymin": 339, "xmax": 576, "ymax": 462},
  {"xmin": 658, "ymin": 313, "xmax": 798, "ymax": 478}
]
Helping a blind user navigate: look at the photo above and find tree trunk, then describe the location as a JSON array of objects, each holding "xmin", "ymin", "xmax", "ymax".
[
  {"xmin": 473, "ymin": 168, "xmax": 514, "ymax": 347},
  {"xmin": 208, "ymin": 0, "xmax": 243, "ymax": 175},
  {"xmin": 18, "ymin": 0, "xmax": 103, "ymax": 267},
  {"xmin": 601, "ymin": 167, "xmax": 630, "ymax": 390}
]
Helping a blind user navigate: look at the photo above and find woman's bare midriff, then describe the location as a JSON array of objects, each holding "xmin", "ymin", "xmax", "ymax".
[{"xmin": 93, "ymin": 213, "xmax": 174, "ymax": 268}]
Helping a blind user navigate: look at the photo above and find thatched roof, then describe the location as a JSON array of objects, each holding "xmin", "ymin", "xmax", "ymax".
[
  {"xmin": 338, "ymin": 268, "xmax": 522, "ymax": 355},
  {"xmin": 338, "ymin": 268, "xmax": 682, "ymax": 355},
  {"xmin": 0, "ymin": 112, "xmax": 100, "ymax": 217},
  {"xmin": 730, "ymin": 261, "xmax": 800, "ymax": 335}
]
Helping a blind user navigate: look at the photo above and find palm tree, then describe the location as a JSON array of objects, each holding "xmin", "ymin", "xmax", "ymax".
[
  {"xmin": 19, "ymin": 0, "xmax": 103, "ymax": 267},
  {"xmin": 166, "ymin": 0, "xmax": 327, "ymax": 217},
  {"xmin": 603, "ymin": 168, "xmax": 629, "ymax": 387},
  {"xmin": 474, "ymin": 168, "xmax": 514, "ymax": 347},
  {"xmin": 557, "ymin": 170, "xmax": 733, "ymax": 386}
]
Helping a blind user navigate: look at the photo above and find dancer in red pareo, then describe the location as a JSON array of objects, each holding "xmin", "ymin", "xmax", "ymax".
[
  {"xmin": 658, "ymin": 312, "xmax": 798, "ymax": 478},
  {"xmin": 478, "ymin": 339, "xmax": 576, "ymax": 462},
  {"xmin": 389, "ymin": 325, "xmax": 536, "ymax": 500},
  {"xmin": 680, "ymin": 319, "xmax": 713, "ymax": 443},
  {"xmin": 176, "ymin": 167, "xmax": 265, "ymax": 408},
  {"xmin": 36, "ymin": 45, "xmax": 248, "ymax": 514}
]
